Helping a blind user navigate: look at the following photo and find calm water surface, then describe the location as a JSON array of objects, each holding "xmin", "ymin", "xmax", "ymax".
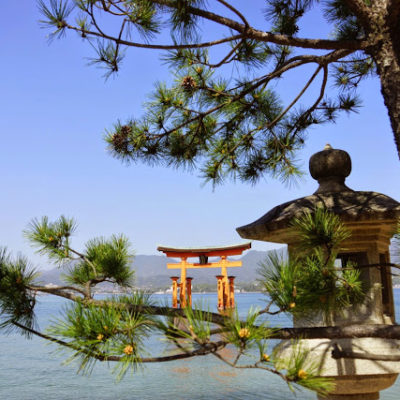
[{"xmin": 1, "ymin": 291, "xmax": 400, "ymax": 400}]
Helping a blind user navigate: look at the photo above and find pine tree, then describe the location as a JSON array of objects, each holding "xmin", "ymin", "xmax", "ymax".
[{"xmin": 37, "ymin": 0, "xmax": 400, "ymax": 184}]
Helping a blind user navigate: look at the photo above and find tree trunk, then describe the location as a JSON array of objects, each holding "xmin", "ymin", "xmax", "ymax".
[{"xmin": 370, "ymin": 38, "xmax": 400, "ymax": 160}]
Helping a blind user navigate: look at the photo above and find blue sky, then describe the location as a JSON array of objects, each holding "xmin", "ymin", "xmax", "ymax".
[{"xmin": 0, "ymin": 1, "xmax": 399, "ymax": 270}]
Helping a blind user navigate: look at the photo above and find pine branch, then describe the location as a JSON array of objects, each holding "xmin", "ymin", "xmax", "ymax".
[
  {"xmin": 63, "ymin": 246, "xmax": 98, "ymax": 278},
  {"xmin": 12, "ymin": 320, "xmax": 227, "ymax": 362},
  {"xmin": 64, "ymin": 22, "xmax": 244, "ymax": 50},
  {"xmin": 32, "ymin": 290, "xmax": 400, "ymax": 341},
  {"xmin": 270, "ymin": 65, "xmax": 324, "ymax": 126},
  {"xmin": 216, "ymin": 0, "xmax": 250, "ymax": 28},
  {"xmin": 204, "ymin": 39, "xmax": 243, "ymax": 68},
  {"xmin": 151, "ymin": 0, "xmax": 368, "ymax": 50},
  {"xmin": 210, "ymin": 352, "xmax": 292, "ymax": 386},
  {"xmin": 272, "ymin": 324, "xmax": 400, "ymax": 340},
  {"xmin": 28, "ymin": 285, "xmax": 86, "ymax": 300},
  {"xmin": 46, "ymin": 0, "xmax": 369, "ymax": 51}
]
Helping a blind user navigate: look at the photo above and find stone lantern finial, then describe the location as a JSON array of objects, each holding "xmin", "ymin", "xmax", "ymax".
[{"xmin": 309, "ymin": 145, "xmax": 353, "ymax": 194}]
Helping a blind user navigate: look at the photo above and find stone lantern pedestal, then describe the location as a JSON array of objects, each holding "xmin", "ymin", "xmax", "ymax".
[
  {"xmin": 237, "ymin": 145, "xmax": 400, "ymax": 399},
  {"xmin": 277, "ymin": 337, "xmax": 399, "ymax": 399}
]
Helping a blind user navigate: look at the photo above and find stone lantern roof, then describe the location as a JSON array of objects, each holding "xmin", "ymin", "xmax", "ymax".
[{"xmin": 236, "ymin": 144, "xmax": 400, "ymax": 243}]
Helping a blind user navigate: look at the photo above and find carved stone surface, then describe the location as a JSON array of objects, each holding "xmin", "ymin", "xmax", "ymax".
[{"xmin": 310, "ymin": 144, "xmax": 352, "ymax": 194}]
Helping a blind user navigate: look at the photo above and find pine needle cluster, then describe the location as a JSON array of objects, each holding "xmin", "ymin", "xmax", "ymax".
[
  {"xmin": 25, "ymin": 216, "xmax": 135, "ymax": 290},
  {"xmin": 0, "ymin": 248, "xmax": 39, "ymax": 337},
  {"xmin": 48, "ymin": 299, "xmax": 156, "ymax": 379},
  {"xmin": 259, "ymin": 208, "xmax": 365, "ymax": 320}
]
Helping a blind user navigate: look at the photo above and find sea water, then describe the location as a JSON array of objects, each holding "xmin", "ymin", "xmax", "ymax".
[{"xmin": 1, "ymin": 291, "xmax": 400, "ymax": 400}]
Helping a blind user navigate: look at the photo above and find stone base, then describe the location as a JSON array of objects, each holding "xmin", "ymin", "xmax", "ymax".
[
  {"xmin": 275, "ymin": 338, "xmax": 400, "ymax": 399},
  {"xmin": 318, "ymin": 393, "xmax": 378, "ymax": 400},
  {"xmin": 316, "ymin": 374, "xmax": 397, "ymax": 400}
]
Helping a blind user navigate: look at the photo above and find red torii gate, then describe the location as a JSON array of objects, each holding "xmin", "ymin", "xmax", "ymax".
[{"xmin": 157, "ymin": 243, "xmax": 251, "ymax": 310}]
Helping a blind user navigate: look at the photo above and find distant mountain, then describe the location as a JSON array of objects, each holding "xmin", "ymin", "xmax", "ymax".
[
  {"xmin": 38, "ymin": 268, "xmax": 66, "ymax": 286},
  {"xmin": 36, "ymin": 249, "xmax": 285, "ymax": 289}
]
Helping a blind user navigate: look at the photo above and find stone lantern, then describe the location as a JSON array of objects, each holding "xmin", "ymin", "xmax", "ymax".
[{"xmin": 236, "ymin": 145, "xmax": 400, "ymax": 400}]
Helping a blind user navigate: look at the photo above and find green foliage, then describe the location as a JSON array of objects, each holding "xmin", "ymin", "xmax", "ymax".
[
  {"xmin": 88, "ymin": 41, "xmax": 125, "ymax": 78},
  {"xmin": 258, "ymin": 251, "xmax": 300, "ymax": 312},
  {"xmin": 169, "ymin": 0, "xmax": 205, "ymax": 40},
  {"xmin": 230, "ymin": 40, "xmax": 273, "ymax": 67},
  {"xmin": 333, "ymin": 54, "xmax": 376, "ymax": 90},
  {"xmin": 259, "ymin": 209, "xmax": 365, "ymax": 319},
  {"xmin": 223, "ymin": 307, "xmax": 271, "ymax": 350},
  {"xmin": 221, "ymin": 308, "xmax": 333, "ymax": 395},
  {"xmin": 104, "ymin": 58, "xmax": 308, "ymax": 185},
  {"xmin": 0, "ymin": 248, "xmax": 39, "ymax": 337},
  {"xmin": 116, "ymin": 291, "xmax": 156, "ymax": 308},
  {"xmin": 123, "ymin": 0, "xmax": 160, "ymax": 38},
  {"xmin": 48, "ymin": 299, "xmax": 155, "ymax": 379},
  {"xmin": 182, "ymin": 301, "xmax": 212, "ymax": 342},
  {"xmin": 25, "ymin": 216, "xmax": 134, "ymax": 289},
  {"xmin": 38, "ymin": 0, "xmax": 73, "ymax": 38},
  {"xmin": 290, "ymin": 207, "xmax": 351, "ymax": 254},
  {"xmin": 265, "ymin": 1, "xmax": 315, "ymax": 36},
  {"xmin": 157, "ymin": 300, "xmax": 212, "ymax": 345},
  {"xmin": 24, "ymin": 215, "xmax": 77, "ymax": 263},
  {"xmin": 65, "ymin": 235, "xmax": 134, "ymax": 287},
  {"xmin": 274, "ymin": 341, "xmax": 334, "ymax": 395},
  {"xmin": 323, "ymin": 0, "xmax": 365, "ymax": 40}
]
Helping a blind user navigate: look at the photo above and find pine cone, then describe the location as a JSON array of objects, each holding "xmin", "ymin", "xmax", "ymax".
[
  {"xmin": 120, "ymin": 125, "xmax": 132, "ymax": 135},
  {"xmin": 111, "ymin": 131, "xmax": 130, "ymax": 154},
  {"xmin": 181, "ymin": 76, "xmax": 197, "ymax": 91}
]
